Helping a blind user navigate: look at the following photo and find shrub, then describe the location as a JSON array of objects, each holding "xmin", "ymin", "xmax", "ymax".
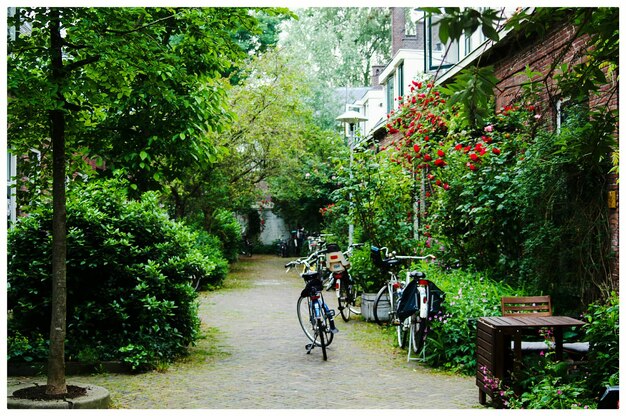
[
  {"xmin": 7, "ymin": 178, "xmax": 227, "ymax": 370},
  {"xmin": 347, "ymin": 245, "xmax": 387, "ymax": 293},
  {"xmin": 208, "ymin": 209, "xmax": 243, "ymax": 263},
  {"xmin": 416, "ymin": 263, "xmax": 522, "ymax": 374},
  {"xmin": 582, "ymin": 292, "xmax": 619, "ymax": 395}
]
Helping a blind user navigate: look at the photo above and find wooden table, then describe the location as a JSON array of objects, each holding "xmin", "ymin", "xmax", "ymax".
[{"xmin": 476, "ymin": 315, "xmax": 585, "ymax": 405}]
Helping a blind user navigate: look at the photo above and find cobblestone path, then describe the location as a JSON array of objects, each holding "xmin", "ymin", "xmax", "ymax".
[{"xmin": 7, "ymin": 255, "xmax": 478, "ymax": 409}]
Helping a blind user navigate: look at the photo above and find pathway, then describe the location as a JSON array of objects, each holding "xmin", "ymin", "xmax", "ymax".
[{"xmin": 7, "ymin": 255, "xmax": 478, "ymax": 409}]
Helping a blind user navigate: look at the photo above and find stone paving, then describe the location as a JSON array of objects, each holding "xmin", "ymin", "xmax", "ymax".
[{"xmin": 7, "ymin": 255, "xmax": 479, "ymax": 409}]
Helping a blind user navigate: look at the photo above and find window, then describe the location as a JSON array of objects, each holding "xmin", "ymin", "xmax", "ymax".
[
  {"xmin": 405, "ymin": 8, "xmax": 417, "ymax": 36},
  {"xmin": 386, "ymin": 78, "xmax": 395, "ymax": 113},
  {"xmin": 397, "ymin": 63, "xmax": 404, "ymax": 98},
  {"xmin": 556, "ymin": 97, "xmax": 589, "ymax": 133},
  {"xmin": 424, "ymin": 15, "xmax": 460, "ymax": 71}
]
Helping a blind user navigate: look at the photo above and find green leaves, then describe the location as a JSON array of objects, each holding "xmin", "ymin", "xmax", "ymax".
[
  {"xmin": 439, "ymin": 66, "xmax": 499, "ymax": 130},
  {"xmin": 7, "ymin": 178, "xmax": 227, "ymax": 370}
]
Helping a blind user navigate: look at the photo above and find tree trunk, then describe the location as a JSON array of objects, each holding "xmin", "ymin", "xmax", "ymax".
[{"xmin": 46, "ymin": 8, "xmax": 67, "ymax": 395}]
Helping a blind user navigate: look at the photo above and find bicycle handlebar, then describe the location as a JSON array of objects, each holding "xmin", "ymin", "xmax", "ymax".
[
  {"xmin": 285, "ymin": 251, "xmax": 321, "ymax": 272},
  {"xmin": 376, "ymin": 246, "xmax": 436, "ymax": 261}
]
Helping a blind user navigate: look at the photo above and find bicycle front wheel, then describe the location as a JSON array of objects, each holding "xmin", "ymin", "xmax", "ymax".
[
  {"xmin": 297, "ymin": 296, "xmax": 334, "ymax": 347},
  {"xmin": 337, "ymin": 278, "xmax": 351, "ymax": 321},
  {"xmin": 410, "ymin": 315, "xmax": 428, "ymax": 354},
  {"xmin": 397, "ymin": 317, "xmax": 410, "ymax": 348},
  {"xmin": 373, "ymin": 286, "xmax": 392, "ymax": 325}
]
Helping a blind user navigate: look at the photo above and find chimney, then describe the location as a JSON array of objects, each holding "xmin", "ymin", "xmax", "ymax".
[
  {"xmin": 391, "ymin": 7, "xmax": 405, "ymax": 56},
  {"xmin": 370, "ymin": 65, "xmax": 385, "ymax": 86}
]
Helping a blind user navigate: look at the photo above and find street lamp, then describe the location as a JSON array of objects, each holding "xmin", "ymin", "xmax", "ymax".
[{"xmin": 336, "ymin": 110, "xmax": 368, "ymax": 246}]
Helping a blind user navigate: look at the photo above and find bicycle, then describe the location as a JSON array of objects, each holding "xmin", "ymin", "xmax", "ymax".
[
  {"xmin": 286, "ymin": 253, "xmax": 337, "ymax": 361},
  {"xmin": 396, "ymin": 269, "xmax": 445, "ymax": 359},
  {"xmin": 325, "ymin": 243, "xmax": 364, "ymax": 321},
  {"xmin": 370, "ymin": 246, "xmax": 437, "ymax": 353}
]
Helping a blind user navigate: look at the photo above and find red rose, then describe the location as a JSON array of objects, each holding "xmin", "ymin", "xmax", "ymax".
[
  {"xmin": 443, "ymin": 183, "xmax": 450, "ymax": 190},
  {"xmin": 437, "ymin": 149, "xmax": 445, "ymax": 157},
  {"xmin": 492, "ymin": 148, "xmax": 501, "ymax": 155},
  {"xmin": 470, "ymin": 153, "xmax": 479, "ymax": 161},
  {"xmin": 423, "ymin": 154, "xmax": 432, "ymax": 162},
  {"xmin": 455, "ymin": 143, "xmax": 463, "ymax": 151},
  {"xmin": 413, "ymin": 144, "xmax": 421, "ymax": 153},
  {"xmin": 434, "ymin": 158, "xmax": 445, "ymax": 167}
]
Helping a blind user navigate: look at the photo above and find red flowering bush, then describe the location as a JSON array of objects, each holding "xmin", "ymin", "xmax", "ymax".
[{"xmin": 382, "ymin": 79, "xmax": 541, "ymax": 271}]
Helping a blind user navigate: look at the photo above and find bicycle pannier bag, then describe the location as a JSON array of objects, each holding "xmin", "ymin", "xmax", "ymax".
[
  {"xmin": 428, "ymin": 281, "xmax": 445, "ymax": 315},
  {"xmin": 397, "ymin": 279, "xmax": 418, "ymax": 321}
]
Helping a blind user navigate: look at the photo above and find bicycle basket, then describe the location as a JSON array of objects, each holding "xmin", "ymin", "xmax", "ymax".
[
  {"xmin": 301, "ymin": 270, "xmax": 319, "ymax": 282},
  {"xmin": 300, "ymin": 276, "xmax": 323, "ymax": 297}
]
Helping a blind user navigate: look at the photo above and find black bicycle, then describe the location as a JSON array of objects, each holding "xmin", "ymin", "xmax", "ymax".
[{"xmin": 286, "ymin": 253, "xmax": 336, "ymax": 361}]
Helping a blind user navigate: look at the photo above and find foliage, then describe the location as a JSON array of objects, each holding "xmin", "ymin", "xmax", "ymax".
[
  {"xmin": 7, "ymin": 178, "xmax": 227, "ymax": 370},
  {"xmin": 344, "ymin": 246, "xmax": 386, "ymax": 293},
  {"xmin": 503, "ymin": 354, "xmax": 597, "ymax": 409},
  {"xmin": 207, "ymin": 48, "xmax": 332, "ymax": 221},
  {"xmin": 205, "ymin": 209, "xmax": 243, "ymax": 263},
  {"xmin": 280, "ymin": 8, "xmax": 391, "ymax": 87},
  {"xmin": 279, "ymin": 7, "xmax": 391, "ymax": 129},
  {"xmin": 379, "ymin": 75, "xmax": 615, "ymax": 311},
  {"xmin": 581, "ymin": 292, "xmax": 619, "ymax": 394},
  {"xmin": 419, "ymin": 263, "xmax": 520, "ymax": 374},
  {"xmin": 270, "ymin": 128, "xmax": 349, "ymax": 233},
  {"xmin": 326, "ymin": 147, "xmax": 415, "ymax": 252}
]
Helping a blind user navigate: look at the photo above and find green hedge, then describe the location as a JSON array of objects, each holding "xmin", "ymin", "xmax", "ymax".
[{"xmin": 7, "ymin": 179, "xmax": 227, "ymax": 371}]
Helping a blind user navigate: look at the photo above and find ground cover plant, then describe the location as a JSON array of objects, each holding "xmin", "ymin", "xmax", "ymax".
[{"xmin": 8, "ymin": 178, "xmax": 228, "ymax": 371}]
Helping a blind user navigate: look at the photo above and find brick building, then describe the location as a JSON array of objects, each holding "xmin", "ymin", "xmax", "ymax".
[{"xmin": 364, "ymin": 8, "xmax": 618, "ymax": 290}]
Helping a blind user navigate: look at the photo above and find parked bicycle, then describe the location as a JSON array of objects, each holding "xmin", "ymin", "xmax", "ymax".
[
  {"xmin": 286, "ymin": 252, "xmax": 338, "ymax": 361},
  {"xmin": 324, "ymin": 243, "xmax": 364, "ymax": 321},
  {"xmin": 370, "ymin": 246, "xmax": 442, "ymax": 357}
]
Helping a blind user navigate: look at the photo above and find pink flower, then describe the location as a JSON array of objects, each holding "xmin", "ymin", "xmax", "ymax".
[{"xmin": 484, "ymin": 125, "xmax": 494, "ymax": 132}]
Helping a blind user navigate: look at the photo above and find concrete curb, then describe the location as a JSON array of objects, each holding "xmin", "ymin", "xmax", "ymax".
[{"xmin": 7, "ymin": 381, "xmax": 110, "ymax": 409}]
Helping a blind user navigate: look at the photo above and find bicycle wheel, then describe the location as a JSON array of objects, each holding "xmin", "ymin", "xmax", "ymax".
[
  {"xmin": 410, "ymin": 315, "xmax": 428, "ymax": 354},
  {"xmin": 321, "ymin": 305, "xmax": 335, "ymax": 347},
  {"xmin": 297, "ymin": 296, "xmax": 334, "ymax": 347},
  {"xmin": 373, "ymin": 285, "xmax": 392, "ymax": 325},
  {"xmin": 317, "ymin": 317, "xmax": 327, "ymax": 361},
  {"xmin": 337, "ymin": 278, "xmax": 351, "ymax": 321},
  {"xmin": 397, "ymin": 317, "xmax": 410, "ymax": 348},
  {"xmin": 297, "ymin": 296, "xmax": 318, "ymax": 345},
  {"xmin": 347, "ymin": 283, "xmax": 361, "ymax": 315}
]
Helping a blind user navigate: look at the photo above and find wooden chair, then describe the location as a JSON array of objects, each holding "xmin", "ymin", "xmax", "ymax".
[
  {"xmin": 501, "ymin": 296, "xmax": 553, "ymax": 352},
  {"xmin": 501, "ymin": 296, "xmax": 588, "ymax": 356},
  {"xmin": 501, "ymin": 295, "xmax": 552, "ymax": 317}
]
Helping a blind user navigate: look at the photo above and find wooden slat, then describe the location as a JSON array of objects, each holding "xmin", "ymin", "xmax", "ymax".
[{"xmin": 501, "ymin": 296, "xmax": 552, "ymax": 317}]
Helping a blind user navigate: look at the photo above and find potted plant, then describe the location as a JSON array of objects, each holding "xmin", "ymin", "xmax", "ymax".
[{"xmin": 348, "ymin": 247, "xmax": 387, "ymax": 321}]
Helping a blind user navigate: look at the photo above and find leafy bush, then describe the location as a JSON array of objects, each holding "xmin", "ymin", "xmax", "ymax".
[
  {"xmin": 209, "ymin": 209, "xmax": 243, "ymax": 263},
  {"xmin": 7, "ymin": 178, "xmax": 227, "ymax": 370},
  {"xmin": 416, "ymin": 263, "xmax": 522, "ymax": 374},
  {"xmin": 345, "ymin": 245, "xmax": 386, "ymax": 293},
  {"xmin": 582, "ymin": 292, "xmax": 619, "ymax": 394}
]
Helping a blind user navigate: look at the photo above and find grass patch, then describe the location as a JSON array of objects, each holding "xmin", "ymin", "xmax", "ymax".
[{"xmin": 181, "ymin": 326, "xmax": 232, "ymax": 367}]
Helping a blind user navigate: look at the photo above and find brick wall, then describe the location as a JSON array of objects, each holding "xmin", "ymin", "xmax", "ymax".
[{"xmin": 491, "ymin": 23, "xmax": 619, "ymax": 289}]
